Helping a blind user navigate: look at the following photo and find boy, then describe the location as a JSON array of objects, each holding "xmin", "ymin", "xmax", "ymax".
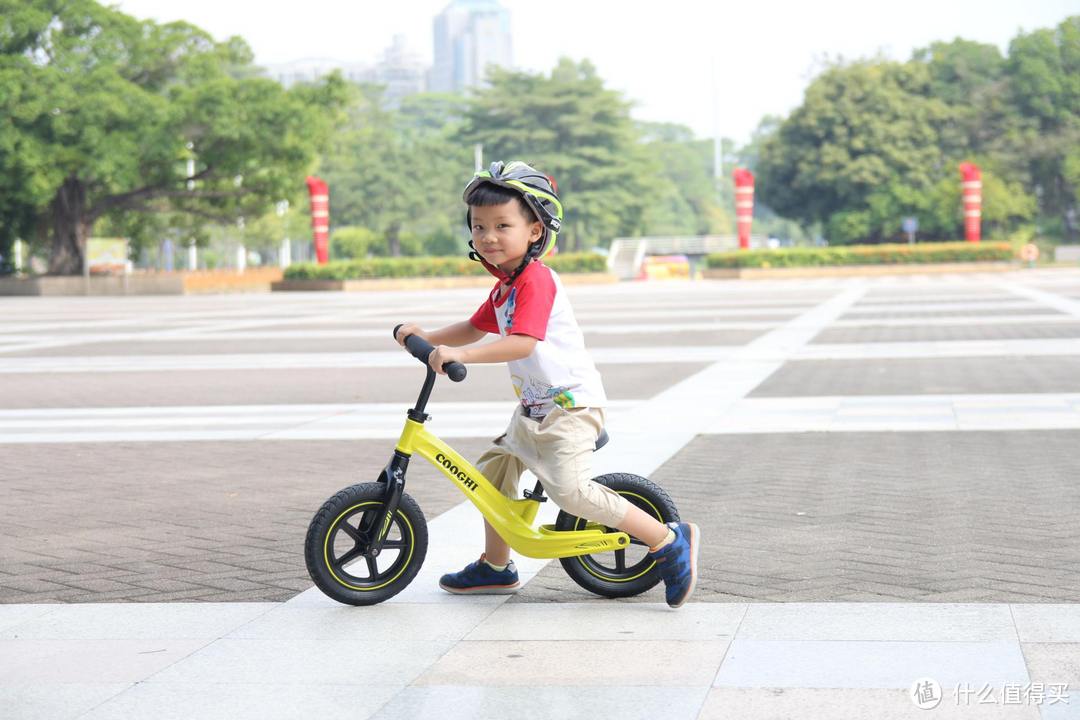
[{"xmin": 394, "ymin": 161, "xmax": 699, "ymax": 608}]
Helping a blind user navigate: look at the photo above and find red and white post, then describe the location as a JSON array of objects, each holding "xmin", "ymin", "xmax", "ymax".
[
  {"xmin": 959, "ymin": 163, "xmax": 981, "ymax": 243},
  {"xmin": 306, "ymin": 176, "xmax": 330, "ymax": 264},
  {"xmin": 733, "ymin": 168, "xmax": 754, "ymax": 250}
]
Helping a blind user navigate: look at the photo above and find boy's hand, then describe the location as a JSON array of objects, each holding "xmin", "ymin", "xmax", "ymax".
[
  {"xmin": 395, "ymin": 323, "xmax": 424, "ymax": 347},
  {"xmin": 429, "ymin": 345, "xmax": 467, "ymax": 375}
]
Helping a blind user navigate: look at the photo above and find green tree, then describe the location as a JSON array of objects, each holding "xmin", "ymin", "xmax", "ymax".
[
  {"xmin": 0, "ymin": 0, "xmax": 347, "ymax": 274},
  {"xmin": 637, "ymin": 122, "xmax": 724, "ymax": 236},
  {"xmin": 460, "ymin": 58, "xmax": 654, "ymax": 251},
  {"xmin": 757, "ymin": 59, "xmax": 954, "ymax": 243},
  {"xmin": 320, "ymin": 86, "xmax": 470, "ymax": 256},
  {"xmin": 1006, "ymin": 16, "xmax": 1080, "ymax": 240}
]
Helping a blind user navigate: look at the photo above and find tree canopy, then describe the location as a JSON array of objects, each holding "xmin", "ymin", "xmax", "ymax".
[
  {"xmin": 0, "ymin": 0, "xmax": 347, "ymax": 273},
  {"xmin": 756, "ymin": 16, "xmax": 1078, "ymax": 244}
]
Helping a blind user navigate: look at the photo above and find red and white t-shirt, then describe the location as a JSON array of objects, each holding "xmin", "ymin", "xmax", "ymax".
[{"xmin": 469, "ymin": 261, "xmax": 607, "ymax": 418}]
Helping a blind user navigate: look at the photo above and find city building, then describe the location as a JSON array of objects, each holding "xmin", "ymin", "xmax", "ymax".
[
  {"xmin": 260, "ymin": 36, "xmax": 427, "ymax": 108},
  {"xmin": 431, "ymin": 0, "xmax": 512, "ymax": 94},
  {"xmin": 370, "ymin": 35, "xmax": 427, "ymax": 107}
]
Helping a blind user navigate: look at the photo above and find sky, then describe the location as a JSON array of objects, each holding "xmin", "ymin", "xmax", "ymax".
[{"xmin": 113, "ymin": 0, "xmax": 1079, "ymax": 145}]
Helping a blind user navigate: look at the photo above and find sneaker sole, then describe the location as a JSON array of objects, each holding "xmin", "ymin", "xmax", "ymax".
[
  {"xmin": 669, "ymin": 522, "xmax": 699, "ymax": 609},
  {"xmin": 438, "ymin": 581, "xmax": 521, "ymax": 595}
]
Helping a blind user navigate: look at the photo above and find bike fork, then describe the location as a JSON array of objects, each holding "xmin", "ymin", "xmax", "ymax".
[{"xmin": 368, "ymin": 450, "xmax": 410, "ymax": 556}]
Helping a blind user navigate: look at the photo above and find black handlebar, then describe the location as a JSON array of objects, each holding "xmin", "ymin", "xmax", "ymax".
[{"xmin": 393, "ymin": 324, "xmax": 468, "ymax": 382}]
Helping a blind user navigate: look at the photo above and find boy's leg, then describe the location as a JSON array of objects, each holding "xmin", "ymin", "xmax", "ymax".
[
  {"xmin": 529, "ymin": 406, "xmax": 700, "ymax": 608},
  {"xmin": 483, "ymin": 518, "xmax": 511, "ymax": 566},
  {"xmin": 615, "ymin": 504, "xmax": 670, "ymax": 547},
  {"xmin": 438, "ymin": 422, "xmax": 525, "ymax": 594}
]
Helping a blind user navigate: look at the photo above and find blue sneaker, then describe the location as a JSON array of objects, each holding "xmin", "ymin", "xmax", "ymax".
[
  {"xmin": 648, "ymin": 522, "xmax": 700, "ymax": 608},
  {"xmin": 439, "ymin": 554, "xmax": 520, "ymax": 594}
]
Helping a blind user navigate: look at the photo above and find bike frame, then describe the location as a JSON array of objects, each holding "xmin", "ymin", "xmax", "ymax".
[{"xmin": 371, "ymin": 366, "xmax": 631, "ymax": 559}]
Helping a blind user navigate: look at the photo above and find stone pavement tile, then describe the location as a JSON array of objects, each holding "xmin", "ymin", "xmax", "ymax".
[
  {"xmin": 587, "ymin": 329, "xmax": 768, "ymax": 348},
  {"xmin": 229, "ymin": 603, "xmax": 497, "ymax": 642},
  {"xmin": 1018, "ymin": 644, "xmax": 1080, "ymax": 719},
  {"xmin": 749, "ymin": 356, "xmax": 1080, "ymax": 397},
  {"xmin": 713, "ymin": 640, "xmax": 1029, "ymax": 690},
  {"xmin": 815, "ymin": 322, "xmax": 1080, "ymax": 345},
  {"xmin": 1013, "ymin": 605, "xmax": 1080, "ymax": 642},
  {"xmin": 0, "ymin": 603, "xmax": 275, "ymax": 640},
  {"xmin": 464, "ymin": 602, "xmax": 745, "ymax": 641},
  {"xmin": 415, "ymin": 640, "xmax": 729, "ymax": 687},
  {"xmin": 371, "ymin": 686, "xmax": 711, "ymax": 720},
  {"xmin": 0, "ymin": 684, "xmax": 131, "ymax": 720},
  {"xmin": 151, "ymin": 636, "xmax": 457, "ymax": 685},
  {"xmin": 698, "ymin": 687, "xmax": 1041, "ymax": 719},
  {"xmin": 79, "ymin": 682, "xmax": 403, "ymax": 720},
  {"xmin": 0, "ymin": 638, "xmax": 211, "ymax": 683},
  {"xmin": 736, "ymin": 603, "xmax": 1016, "ymax": 641},
  {"xmin": 0, "ymin": 438, "xmax": 488, "ymax": 603}
]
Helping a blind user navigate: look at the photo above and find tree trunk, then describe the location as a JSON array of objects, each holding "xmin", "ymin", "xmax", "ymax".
[
  {"xmin": 387, "ymin": 223, "xmax": 401, "ymax": 257},
  {"xmin": 48, "ymin": 177, "xmax": 91, "ymax": 275}
]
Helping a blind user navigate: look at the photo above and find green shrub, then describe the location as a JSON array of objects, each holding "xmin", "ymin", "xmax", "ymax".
[
  {"xmin": 283, "ymin": 253, "xmax": 608, "ymax": 280},
  {"xmin": 330, "ymin": 226, "xmax": 384, "ymax": 260},
  {"xmin": 704, "ymin": 242, "xmax": 1014, "ymax": 269}
]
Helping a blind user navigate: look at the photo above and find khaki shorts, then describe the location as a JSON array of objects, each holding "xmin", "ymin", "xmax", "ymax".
[{"xmin": 475, "ymin": 405, "xmax": 630, "ymax": 527}]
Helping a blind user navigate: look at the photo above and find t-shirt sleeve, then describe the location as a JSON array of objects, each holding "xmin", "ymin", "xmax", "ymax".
[
  {"xmin": 469, "ymin": 293, "xmax": 500, "ymax": 334},
  {"xmin": 507, "ymin": 269, "xmax": 556, "ymax": 341}
]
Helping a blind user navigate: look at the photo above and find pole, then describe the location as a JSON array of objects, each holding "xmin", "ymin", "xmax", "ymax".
[
  {"xmin": 474, "ymin": 143, "xmax": 483, "ymax": 172},
  {"xmin": 959, "ymin": 163, "xmax": 982, "ymax": 243}
]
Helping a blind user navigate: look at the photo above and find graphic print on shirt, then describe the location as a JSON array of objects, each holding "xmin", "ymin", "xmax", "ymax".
[
  {"xmin": 502, "ymin": 287, "xmax": 517, "ymax": 334},
  {"xmin": 513, "ymin": 374, "xmax": 576, "ymax": 417}
]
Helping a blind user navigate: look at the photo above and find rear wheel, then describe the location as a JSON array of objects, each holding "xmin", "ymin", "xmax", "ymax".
[
  {"xmin": 556, "ymin": 473, "xmax": 679, "ymax": 598},
  {"xmin": 304, "ymin": 482, "xmax": 427, "ymax": 606}
]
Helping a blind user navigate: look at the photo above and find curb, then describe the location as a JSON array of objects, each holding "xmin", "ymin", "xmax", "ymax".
[
  {"xmin": 271, "ymin": 272, "xmax": 618, "ymax": 292},
  {"xmin": 701, "ymin": 262, "xmax": 1016, "ymax": 280}
]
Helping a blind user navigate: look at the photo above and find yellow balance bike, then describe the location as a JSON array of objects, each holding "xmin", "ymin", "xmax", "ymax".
[{"xmin": 304, "ymin": 328, "xmax": 680, "ymax": 605}]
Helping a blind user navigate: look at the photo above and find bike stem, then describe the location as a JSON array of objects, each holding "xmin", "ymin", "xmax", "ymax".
[{"xmin": 369, "ymin": 366, "xmax": 435, "ymax": 556}]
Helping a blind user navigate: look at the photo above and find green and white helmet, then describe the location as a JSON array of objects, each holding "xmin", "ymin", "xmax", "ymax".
[{"xmin": 463, "ymin": 161, "xmax": 564, "ymax": 282}]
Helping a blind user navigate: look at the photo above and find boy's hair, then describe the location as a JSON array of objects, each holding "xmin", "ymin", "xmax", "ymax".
[{"xmin": 466, "ymin": 182, "xmax": 540, "ymax": 224}]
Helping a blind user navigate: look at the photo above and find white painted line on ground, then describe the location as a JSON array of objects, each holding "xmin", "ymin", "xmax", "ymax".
[
  {"xmin": 7, "ymin": 335, "xmax": 1080, "ymax": 374},
  {"xmin": 999, "ymin": 281, "xmax": 1080, "ymax": 318},
  {"xmin": 0, "ymin": 400, "xmax": 642, "ymax": 444},
  {"xmin": 828, "ymin": 313, "xmax": 1075, "ymax": 328},
  {"xmin": 844, "ymin": 300, "xmax": 1042, "ymax": 314},
  {"xmin": 706, "ymin": 393, "xmax": 1080, "ymax": 433},
  {"xmin": 793, "ymin": 337, "xmax": 1080, "ymax": 360}
]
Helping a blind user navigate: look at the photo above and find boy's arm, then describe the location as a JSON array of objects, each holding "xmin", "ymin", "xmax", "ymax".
[
  {"xmin": 429, "ymin": 334, "xmax": 536, "ymax": 375},
  {"xmin": 396, "ymin": 320, "xmax": 485, "ymax": 348}
]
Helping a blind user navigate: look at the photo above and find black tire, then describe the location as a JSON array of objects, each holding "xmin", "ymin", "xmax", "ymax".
[
  {"xmin": 304, "ymin": 482, "xmax": 428, "ymax": 606},
  {"xmin": 556, "ymin": 473, "xmax": 680, "ymax": 598}
]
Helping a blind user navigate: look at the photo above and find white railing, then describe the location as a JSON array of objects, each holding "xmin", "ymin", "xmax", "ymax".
[{"xmin": 607, "ymin": 235, "xmax": 767, "ymax": 279}]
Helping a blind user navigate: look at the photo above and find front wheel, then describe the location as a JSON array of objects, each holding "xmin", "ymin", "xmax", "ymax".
[
  {"xmin": 556, "ymin": 473, "xmax": 680, "ymax": 598},
  {"xmin": 305, "ymin": 482, "xmax": 427, "ymax": 606}
]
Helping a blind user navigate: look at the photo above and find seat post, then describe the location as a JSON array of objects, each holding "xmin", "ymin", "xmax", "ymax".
[{"xmin": 523, "ymin": 479, "xmax": 547, "ymax": 503}]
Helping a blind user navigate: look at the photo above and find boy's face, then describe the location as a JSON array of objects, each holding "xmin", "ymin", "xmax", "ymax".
[{"xmin": 470, "ymin": 200, "xmax": 543, "ymax": 275}]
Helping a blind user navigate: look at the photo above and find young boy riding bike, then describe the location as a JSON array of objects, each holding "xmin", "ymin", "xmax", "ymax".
[{"xmin": 394, "ymin": 161, "xmax": 700, "ymax": 608}]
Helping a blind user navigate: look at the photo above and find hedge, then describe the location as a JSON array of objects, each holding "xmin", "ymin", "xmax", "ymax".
[
  {"xmin": 704, "ymin": 242, "xmax": 1014, "ymax": 269},
  {"xmin": 283, "ymin": 253, "xmax": 608, "ymax": 280}
]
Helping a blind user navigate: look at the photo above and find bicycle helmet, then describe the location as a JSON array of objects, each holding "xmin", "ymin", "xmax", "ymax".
[{"xmin": 463, "ymin": 160, "xmax": 563, "ymax": 285}]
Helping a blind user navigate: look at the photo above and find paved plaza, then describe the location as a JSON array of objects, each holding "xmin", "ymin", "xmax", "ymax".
[{"xmin": 2, "ymin": 269, "xmax": 1080, "ymax": 718}]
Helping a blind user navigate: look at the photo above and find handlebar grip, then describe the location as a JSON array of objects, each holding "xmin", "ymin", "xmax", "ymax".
[{"xmin": 394, "ymin": 325, "xmax": 468, "ymax": 382}]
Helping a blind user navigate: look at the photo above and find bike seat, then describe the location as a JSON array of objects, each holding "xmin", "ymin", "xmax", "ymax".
[{"xmin": 594, "ymin": 428, "xmax": 609, "ymax": 452}]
